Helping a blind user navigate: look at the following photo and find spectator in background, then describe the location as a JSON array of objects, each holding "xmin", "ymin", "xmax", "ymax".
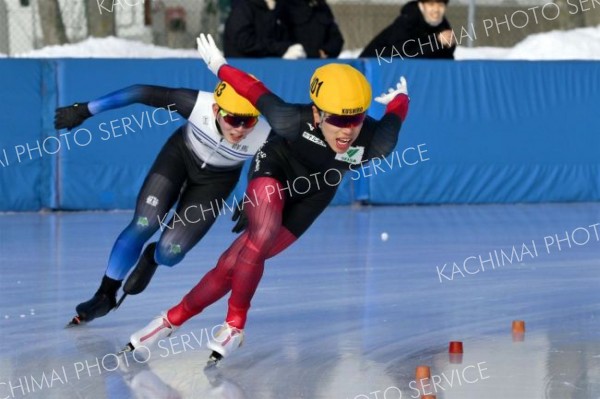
[
  {"xmin": 224, "ymin": 0, "xmax": 306, "ymax": 59},
  {"xmin": 360, "ymin": 0, "xmax": 455, "ymax": 59},
  {"xmin": 280, "ymin": 0, "xmax": 344, "ymax": 58}
]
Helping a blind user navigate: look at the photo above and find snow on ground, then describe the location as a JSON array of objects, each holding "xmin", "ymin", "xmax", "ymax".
[
  {"xmin": 14, "ymin": 36, "xmax": 200, "ymax": 59},
  {"xmin": 9, "ymin": 25, "xmax": 600, "ymax": 60},
  {"xmin": 454, "ymin": 46, "xmax": 511, "ymax": 60},
  {"xmin": 456, "ymin": 25, "xmax": 600, "ymax": 60}
]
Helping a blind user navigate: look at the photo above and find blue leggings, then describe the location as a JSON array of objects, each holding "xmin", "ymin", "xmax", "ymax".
[{"xmin": 105, "ymin": 131, "xmax": 240, "ymax": 280}]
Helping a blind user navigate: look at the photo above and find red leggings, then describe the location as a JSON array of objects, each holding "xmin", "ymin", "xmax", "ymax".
[{"xmin": 167, "ymin": 177, "xmax": 295, "ymax": 329}]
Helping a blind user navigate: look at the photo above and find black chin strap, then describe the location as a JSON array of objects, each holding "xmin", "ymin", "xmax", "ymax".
[{"xmin": 214, "ymin": 114, "xmax": 225, "ymax": 138}]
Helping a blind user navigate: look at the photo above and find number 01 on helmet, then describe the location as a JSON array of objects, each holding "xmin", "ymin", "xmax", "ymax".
[{"xmin": 309, "ymin": 64, "xmax": 372, "ymax": 116}]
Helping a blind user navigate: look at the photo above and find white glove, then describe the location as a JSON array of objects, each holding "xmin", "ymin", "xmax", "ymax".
[
  {"xmin": 282, "ymin": 44, "xmax": 306, "ymax": 60},
  {"xmin": 264, "ymin": 0, "xmax": 276, "ymax": 10},
  {"xmin": 196, "ymin": 33, "xmax": 227, "ymax": 76},
  {"xmin": 374, "ymin": 76, "xmax": 408, "ymax": 105}
]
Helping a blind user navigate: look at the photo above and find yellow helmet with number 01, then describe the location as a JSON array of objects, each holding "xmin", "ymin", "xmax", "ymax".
[
  {"xmin": 214, "ymin": 81, "xmax": 260, "ymax": 117},
  {"xmin": 309, "ymin": 64, "xmax": 372, "ymax": 116}
]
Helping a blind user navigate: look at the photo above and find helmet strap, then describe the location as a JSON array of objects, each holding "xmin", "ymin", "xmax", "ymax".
[{"xmin": 214, "ymin": 108, "xmax": 224, "ymax": 137}]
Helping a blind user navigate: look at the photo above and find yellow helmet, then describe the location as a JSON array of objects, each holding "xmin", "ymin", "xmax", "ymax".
[
  {"xmin": 214, "ymin": 81, "xmax": 260, "ymax": 117},
  {"xmin": 309, "ymin": 64, "xmax": 372, "ymax": 115}
]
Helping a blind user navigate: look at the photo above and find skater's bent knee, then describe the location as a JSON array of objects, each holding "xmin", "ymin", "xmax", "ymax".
[{"xmin": 155, "ymin": 242, "xmax": 186, "ymax": 267}]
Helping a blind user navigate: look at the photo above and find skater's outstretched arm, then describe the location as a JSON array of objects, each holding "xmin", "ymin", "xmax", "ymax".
[
  {"xmin": 55, "ymin": 85, "xmax": 199, "ymax": 130},
  {"xmin": 364, "ymin": 76, "xmax": 410, "ymax": 159},
  {"xmin": 197, "ymin": 34, "xmax": 305, "ymax": 141}
]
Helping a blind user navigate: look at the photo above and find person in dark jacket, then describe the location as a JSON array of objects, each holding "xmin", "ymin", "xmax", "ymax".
[
  {"xmin": 279, "ymin": 0, "xmax": 344, "ymax": 58},
  {"xmin": 224, "ymin": 0, "xmax": 306, "ymax": 59},
  {"xmin": 360, "ymin": 0, "xmax": 455, "ymax": 60}
]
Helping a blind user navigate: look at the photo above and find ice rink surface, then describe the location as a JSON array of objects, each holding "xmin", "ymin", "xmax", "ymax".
[{"xmin": 1, "ymin": 203, "xmax": 599, "ymax": 399}]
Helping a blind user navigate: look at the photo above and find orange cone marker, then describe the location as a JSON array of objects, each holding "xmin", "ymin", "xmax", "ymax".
[
  {"xmin": 449, "ymin": 341, "xmax": 463, "ymax": 353},
  {"xmin": 415, "ymin": 365, "xmax": 431, "ymax": 381},
  {"xmin": 512, "ymin": 320, "xmax": 525, "ymax": 333}
]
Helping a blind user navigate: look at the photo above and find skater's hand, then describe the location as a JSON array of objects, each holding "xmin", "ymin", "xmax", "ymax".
[
  {"xmin": 197, "ymin": 33, "xmax": 227, "ymax": 76},
  {"xmin": 374, "ymin": 76, "xmax": 408, "ymax": 105},
  {"xmin": 375, "ymin": 77, "xmax": 410, "ymax": 121},
  {"xmin": 54, "ymin": 103, "xmax": 92, "ymax": 130},
  {"xmin": 231, "ymin": 206, "xmax": 248, "ymax": 234}
]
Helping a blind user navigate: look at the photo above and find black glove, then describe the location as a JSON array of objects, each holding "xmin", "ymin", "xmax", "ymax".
[
  {"xmin": 54, "ymin": 102, "xmax": 92, "ymax": 129},
  {"xmin": 231, "ymin": 206, "xmax": 248, "ymax": 234}
]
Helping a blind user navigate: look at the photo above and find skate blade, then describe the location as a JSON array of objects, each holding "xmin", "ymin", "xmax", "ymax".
[
  {"xmin": 65, "ymin": 316, "xmax": 84, "ymax": 328},
  {"xmin": 205, "ymin": 358, "xmax": 219, "ymax": 370},
  {"xmin": 205, "ymin": 351, "xmax": 223, "ymax": 369},
  {"xmin": 115, "ymin": 293, "xmax": 127, "ymax": 309},
  {"xmin": 119, "ymin": 342, "xmax": 135, "ymax": 355}
]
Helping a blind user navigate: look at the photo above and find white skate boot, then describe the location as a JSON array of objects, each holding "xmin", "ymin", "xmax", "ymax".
[
  {"xmin": 121, "ymin": 312, "xmax": 178, "ymax": 353},
  {"xmin": 206, "ymin": 323, "xmax": 244, "ymax": 364}
]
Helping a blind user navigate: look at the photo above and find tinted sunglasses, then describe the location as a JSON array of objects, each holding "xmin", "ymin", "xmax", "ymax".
[
  {"xmin": 321, "ymin": 111, "xmax": 366, "ymax": 128},
  {"xmin": 219, "ymin": 109, "xmax": 259, "ymax": 128}
]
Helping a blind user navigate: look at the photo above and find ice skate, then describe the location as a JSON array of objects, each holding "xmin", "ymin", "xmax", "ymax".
[
  {"xmin": 67, "ymin": 276, "xmax": 121, "ymax": 327},
  {"xmin": 66, "ymin": 293, "xmax": 114, "ymax": 327},
  {"xmin": 66, "ymin": 315, "xmax": 84, "ymax": 327},
  {"xmin": 121, "ymin": 312, "xmax": 178, "ymax": 353},
  {"xmin": 206, "ymin": 323, "xmax": 244, "ymax": 365},
  {"xmin": 116, "ymin": 242, "xmax": 159, "ymax": 308}
]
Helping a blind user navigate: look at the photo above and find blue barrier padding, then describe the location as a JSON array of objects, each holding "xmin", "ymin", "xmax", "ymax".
[
  {"xmin": 54, "ymin": 59, "xmax": 363, "ymax": 209},
  {"xmin": 1, "ymin": 59, "xmax": 598, "ymax": 211},
  {"xmin": 54, "ymin": 59, "xmax": 218, "ymax": 209},
  {"xmin": 366, "ymin": 60, "xmax": 600, "ymax": 204},
  {"xmin": 0, "ymin": 60, "xmax": 45, "ymax": 211},
  {"xmin": 41, "ymin": 60, "xmax": 59, "ymax": 209}
]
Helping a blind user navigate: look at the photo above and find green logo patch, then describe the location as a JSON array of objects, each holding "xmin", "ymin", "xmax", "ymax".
[
  {"xmin": 335, "ymin": 146, "xmax": 365, "ymax": 165},
  {"xmin": 137, "ymin": 217, "xmax": 149, "ymax": 227}
]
